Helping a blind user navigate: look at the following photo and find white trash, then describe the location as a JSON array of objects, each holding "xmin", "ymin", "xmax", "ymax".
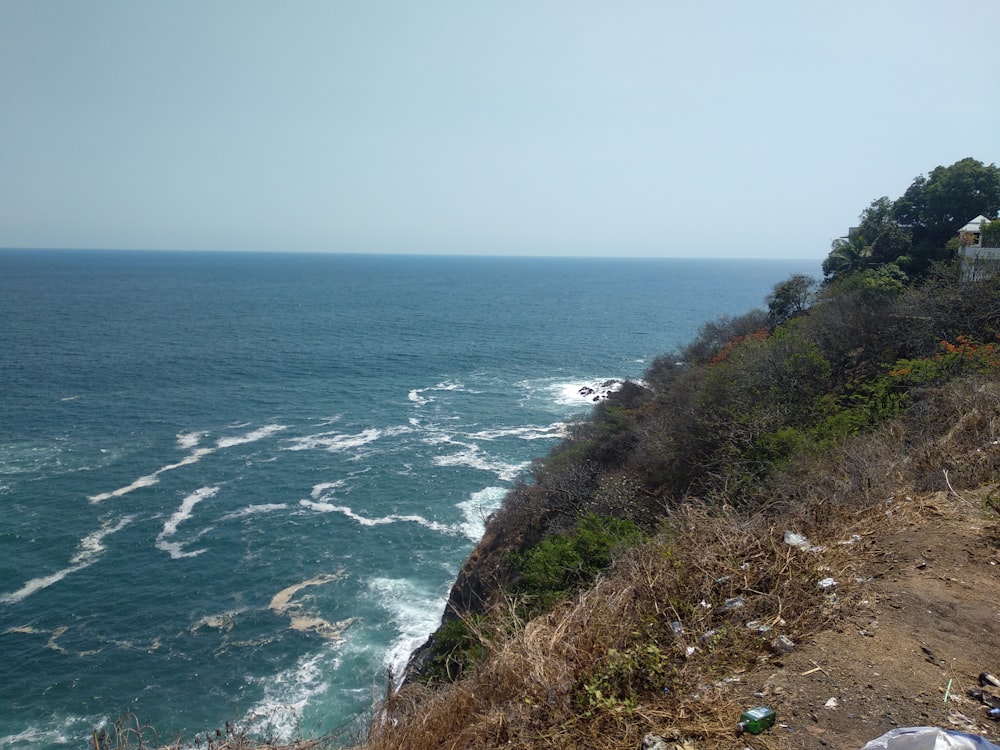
[
  {"xmin": 784, "ymin": 530, "xmax": 811, "ymax": 550},
  {"xmin": 859, "ymin": 727, "xmax": 1000, "ymax": 749}
]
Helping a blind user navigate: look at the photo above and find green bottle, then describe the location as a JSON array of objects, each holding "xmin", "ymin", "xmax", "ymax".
[{"xmin": 736, "ymin": 706, "xmax": 776, "ymax": 736}]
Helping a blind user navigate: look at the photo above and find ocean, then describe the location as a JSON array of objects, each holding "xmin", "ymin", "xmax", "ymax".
[{"xmin": 0, "ymin": 250, "xmax": 818, "ymax": 747}]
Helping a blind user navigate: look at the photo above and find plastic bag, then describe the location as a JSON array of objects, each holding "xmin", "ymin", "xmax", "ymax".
[{"xmin": 860, "ymin": 727, "xmax": 1000, "ymax": 750}]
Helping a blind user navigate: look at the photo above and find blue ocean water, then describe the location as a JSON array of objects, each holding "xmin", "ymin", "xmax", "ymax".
[{"xmin": 0, "ymin": 250, "xmax": 818, "ymax": 747}]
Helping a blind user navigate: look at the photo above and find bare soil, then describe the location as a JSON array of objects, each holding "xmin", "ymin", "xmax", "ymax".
[{"xmin": 734, "ymin": 491, "xmax": 1000, "ymax": 749}]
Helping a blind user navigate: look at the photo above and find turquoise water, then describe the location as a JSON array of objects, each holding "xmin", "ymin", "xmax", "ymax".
[{"xmin": 0, "ymin": 250, "xmax": 818, "ymax": 747}]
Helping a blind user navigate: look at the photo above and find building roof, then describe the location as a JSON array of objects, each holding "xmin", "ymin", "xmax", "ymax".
[{"xmin": 960, "ymin": 215, "xmax": 990, "ymax": 233}]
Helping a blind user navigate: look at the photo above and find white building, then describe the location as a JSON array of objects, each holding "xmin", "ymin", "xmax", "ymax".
[{"xmin": 957, "ymin": 215, "xmax": 1000, "ymax": 280}]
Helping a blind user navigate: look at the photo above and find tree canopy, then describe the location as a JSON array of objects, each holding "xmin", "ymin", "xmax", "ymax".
[
  {"xmin": 983, "ymin": 219, "xmax": 1000, "ymax": 248},
  {"xmin": 823, "ymin": 157, "xmax": 1000, "ymax": 281}
]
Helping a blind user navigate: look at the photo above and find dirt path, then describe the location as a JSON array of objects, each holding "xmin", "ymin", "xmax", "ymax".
[{"xmin": 737, "ymin": 492, "xmax": 1000, "ymax": 749}]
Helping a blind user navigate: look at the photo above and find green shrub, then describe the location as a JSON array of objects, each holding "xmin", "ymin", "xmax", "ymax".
[
  {"xmin": 421, "ymin": 616, "xmax": 488, "ymax": 683},
  {"xmin": 574, "ymin": 643, "xmax": 673, "ymax": 716},
  {"xmin": 513, "ymin": 514, "xmax": 643, "ymax": 615},
  {"xmin": 824, "ymin": 336, "xmax": 1000, "ymax": 440}
]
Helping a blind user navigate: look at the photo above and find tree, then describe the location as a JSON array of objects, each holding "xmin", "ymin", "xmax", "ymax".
[
  {"xmin": 851, "ymin": 196, "xmax": 915, "ymax": 267},
  {"xmin": 767, "ymin": 274, "xmax": 817, "ymax": 327},
  {"xmin": 892, "ymin": 158, "xmax": 1000, "ymax": 269},
  {"xmin": 823, "ymin": 158, "xmax": 1000, "ymax": 282},
  {"xmin": 982, "ymin": 219, "xmax": 1000, "ymax": 248},
  {"xmin": 822, "ymin": 233, "xmax": 873, "ymax": 279}
]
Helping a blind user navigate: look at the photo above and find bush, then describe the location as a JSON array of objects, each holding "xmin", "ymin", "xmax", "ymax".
[
  {"xmin": 420, "ymin": 616, "xmax": 488, "ymax": 683},
  {"xmin": 513, "ymin": 514, "xmax": 643, "ymax": 615},
  {"xmin": 677, "ymin": 309, "xmax": 769, "ymax": 366}
]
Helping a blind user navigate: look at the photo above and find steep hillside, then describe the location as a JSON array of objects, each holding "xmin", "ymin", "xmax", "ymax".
[
  {"xmin": 358, "ymin": 380, "xmax": 1000, "ymax": 750},
  {"xmin": 355, "ymin": 267, "xmax": 1000, "ymax": 750}
]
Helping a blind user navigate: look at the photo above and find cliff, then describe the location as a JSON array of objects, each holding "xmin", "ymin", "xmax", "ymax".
[{"xmin": 366, "ymin": 268, "xmax": 1000, "ymax": 750}]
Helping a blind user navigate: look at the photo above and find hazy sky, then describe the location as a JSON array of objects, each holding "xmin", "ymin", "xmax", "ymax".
[{"xmin": 2, "ymin": 2, "xmax": 998, "ymax": 259}]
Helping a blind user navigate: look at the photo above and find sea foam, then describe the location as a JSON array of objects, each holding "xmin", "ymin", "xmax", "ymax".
[
  {"xmin": 1, "ymin": 516, "xmax": 134, "ymax": 604},
  {"xmin": 456, "ymin": 486, "xmax": 508, "ymax": 541},
  {"xmin": 175, "ymin": 431, "xmax": 207, "ymax": 450},
  {"xmin": 155, "ymin": 486, "xmax": 219, "ymax": 559},
  {"xmin": 432, "ymin": 444, "xmax": 529, "ymax": 482},
  {"xmin": 310, "ymin": 480, "xmax": 347, "ymax": 498},
  {"xmin": 218, "ymin": 503, "xmax": 288, "ymax": 521},
  {"xmin": 551, "ymin": 379, "xmax": 624, "ymax": 405},
  {"xmin": 284, "ymin": 427, "xmax": 386, "ymax": 453},
  {"xmin": 88, "ymin": 447, "xmax": 212, "ymax": 503},
  {"xmin": 243, "ymin": 650, "xmax": 335, "ymax": 742},
  {"xmin": 90, "ymin": 423, "xmax": 286, "ymax": 503},
  {"xmin": 368, "ymin": 576, "xmax": 449, "ymax": 682},
  {"xmin": 465, "ymin": 423, "xmax": 569, "ymax": 441},
  {"xmin": 215, "ymin": 424, "xmax": 288, "ymax": 449},
  {"xmin": 298, "ymin": 500, "xmax": 457, "ymax": 534}
]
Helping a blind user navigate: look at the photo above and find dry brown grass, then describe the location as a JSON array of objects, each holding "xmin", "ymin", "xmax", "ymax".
[{"xmin": 356, "ymin": 498, "xmax": 876, "ymax": 750}]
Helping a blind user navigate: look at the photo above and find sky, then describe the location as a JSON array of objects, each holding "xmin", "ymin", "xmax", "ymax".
[{"xmin": 1, "ymin": 2, "xmax": 999, "ymax": 259}]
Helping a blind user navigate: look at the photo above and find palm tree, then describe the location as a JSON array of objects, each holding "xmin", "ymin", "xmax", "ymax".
[{"xmin": 822, "ymin": 235, "xmax": 873, "ymax": 279}]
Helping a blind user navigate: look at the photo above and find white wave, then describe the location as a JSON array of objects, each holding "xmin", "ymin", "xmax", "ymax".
[
  {"xmin": 368, "ymin": 577, "xmax": 448, "ymax": 682},
  {"xmin": 299, "ymin": 500, "xmax": 457, "ymax": 535},
  {"xmin": 310, "ymin": 480, "xmax": 346, "ymax": 499},
  {"xmin": 70, "ymin": 518, "xmax": 131, "ymax": 564},
  {"xmin": 216, "ymin": 423, "xmax": 288, "ymax": 449},
  {"xmin": 512, "ymin": 377, "xmax": 625, "ymax": 410},
  {"xmin": 407, "ymin": 380, "xmax": 468, "ymax": 407},
  {"xmin": 90, "ymin": 424, "xmax": 286, "ymax": 503},
  {"xmin": 456, "ymin": 486, "xmax": 508, "ymax": 541},
  {"xmin": 289, "ymin": 425, "xmax": 414, "ymax": 454},
  {"xmin": 244, "ymin": 650, "xmax": 335, "ymax": 742},
  {"xmin": 1, "ymin": 516, "xmax": 133, "ymax": 605},
  {"xmin": 160, "ymin": 486, "xmax": 218, "ymax": 538},
  {"xmin": 1, "ymin": 720, "xmax": 81, "ymax": 748},
  {"xmin": 432, "ymin": 445, "xmax": 529, "ymax": 482},
  {"xmin": 88, "ymin": 473, "xmax": 161, "ymax": 503},
  {"xmin": 407, "ymin": 389, "xmax": 429, "ymax": 406},
  {"xmin": 550, "ymin": 379, "xmax": 624, "ymax": 406},
  {"xmin": 466, "ymin": 423, "xmax": 569, "ymax": 441},
  {"xmin": 88, "ymin": 446, "xmax": 213, "ymax": 502},
  {"xmin": 155, "ymin": 486, "xmax": 219, "ymax": 559},
  {"xmin": 218, "ymin": 503, "xmax": 288, "ymax": 521},
  {"xmin": 175, "ymin": 430, "xmax": 207, "ymax": 450},
  {"xmin": 420, "ymin": 432, "xmax": 464, "ymax": 447},
  {"xmin": 284, "ymin": 427, "xmax": 382, "ymax": 453},
  {"xmin": 163, "ymin": 447, "xmax": 215, "ymax": 470}
]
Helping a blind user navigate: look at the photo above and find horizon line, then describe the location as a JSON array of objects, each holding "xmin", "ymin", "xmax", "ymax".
[{"xmin": 0, "ymin": 246, "xmax": 823, "ymax": 262}]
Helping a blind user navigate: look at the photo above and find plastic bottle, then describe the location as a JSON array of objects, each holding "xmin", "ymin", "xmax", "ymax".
[{"xmin": 735, "ymin": 706, "xmax": 776, "ymax": 736}]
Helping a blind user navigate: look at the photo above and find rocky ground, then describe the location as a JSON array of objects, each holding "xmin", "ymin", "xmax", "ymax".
[{"xmin": 730, "ymin": 490, "xmax": 1000, "ymax": 749}]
